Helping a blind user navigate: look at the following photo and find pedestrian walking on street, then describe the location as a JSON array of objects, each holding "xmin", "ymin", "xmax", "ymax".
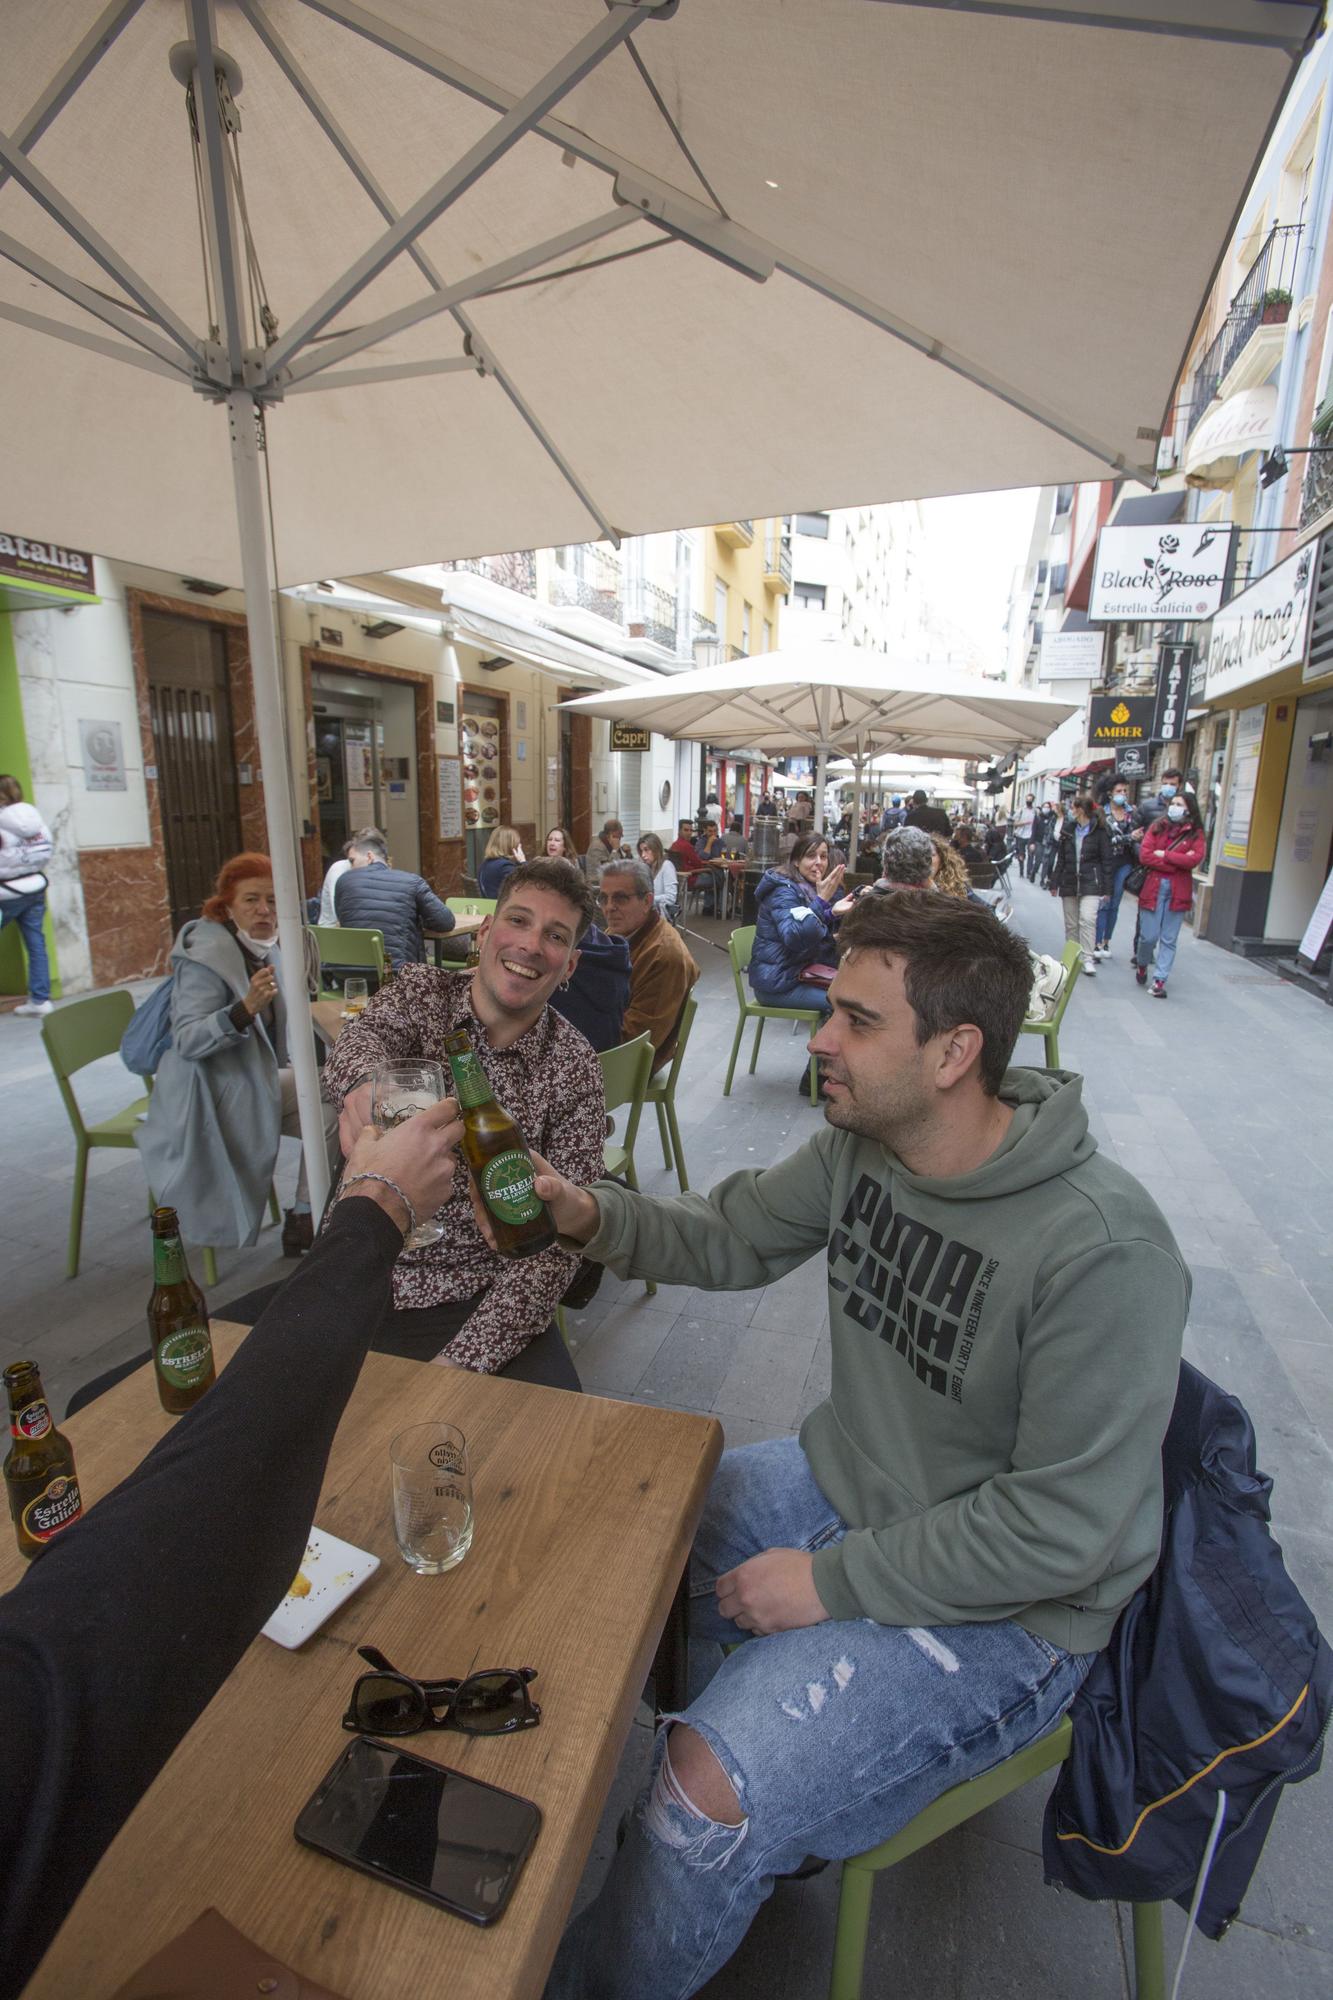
[
  {"xmin": 1052, "ymin": 794, "xmax": 1111, "ymax": 975},
  {"xmin": 1036, "ymin": 801, "xmax": 1063, "ymax": 889},
  {"xmin": 1094, "ymin": 789, "xmax": 1140, "ymax": 960},
  {"xmin": 1135, "ymin": 792, "xmax": 1205, "ymax": 997},
  {"xmin": 1013, "ymin": 793, "xmax": 1037, "ymax": 879},
  {"xmin": 0, "ymin": 775, "xmax": 55, "ymax": 1017}
]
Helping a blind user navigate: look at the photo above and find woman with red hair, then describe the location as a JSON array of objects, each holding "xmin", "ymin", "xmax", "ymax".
[{"xmin": 137, "ymin": 852, "xmax": 338, "ymax": 1255}]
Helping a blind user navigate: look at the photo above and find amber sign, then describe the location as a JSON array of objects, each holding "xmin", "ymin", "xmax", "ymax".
[{"xmin": 1087, "ymin": 694, "xmax": 1157, "ymax": 745}]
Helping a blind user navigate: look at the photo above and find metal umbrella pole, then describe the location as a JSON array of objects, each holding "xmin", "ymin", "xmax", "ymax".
[{"xmin": 227, "ymin": 390, "xmax": 331, "ymax": 1219}]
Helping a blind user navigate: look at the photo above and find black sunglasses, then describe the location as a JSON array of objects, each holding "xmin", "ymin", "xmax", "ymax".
[{"xmin": 342, "ymin": 1644, "xmax": 541, "ymax": 1738}]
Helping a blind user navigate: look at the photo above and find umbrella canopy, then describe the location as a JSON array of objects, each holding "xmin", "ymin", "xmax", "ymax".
[{"xmin": 2, "ymin": 0, "xmax": 1322, "ymax": 582}]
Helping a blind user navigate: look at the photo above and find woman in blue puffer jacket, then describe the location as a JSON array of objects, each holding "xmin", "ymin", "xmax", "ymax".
[{"xmin": 751, "ymin": 833, "xmax": 855, "ymax": 1020}]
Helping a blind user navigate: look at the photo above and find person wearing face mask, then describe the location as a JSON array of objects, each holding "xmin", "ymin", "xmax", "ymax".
[
  {"xmin": 136, "ymin": 852, "xmax": 341, "ymax": 1257},
  {"xmin": 1093, "ymin": 788, "xmax": 1141, "ymax": 960},
  {"xmin": 1135, "ymin": 791, "xmax": 1206, "ymax": 997},
  {"xmin": 1134, "ymin": 766, "xmax": 1185, "ymax": 831},
  {"xmin": 1051, "ymin": 794, "xmax": 1112, "ymax": 975}
]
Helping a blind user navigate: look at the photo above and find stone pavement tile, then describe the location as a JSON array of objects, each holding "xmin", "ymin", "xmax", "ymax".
[
  {"xmin": 713, "ymin": 1324, "xmax": 820, "ymax": 1428},
  {"xmin": 1231, "ymin": 1738, "xmax": 1333, "ymax": 1955},
  {"xmin": 1236, "ymin": 1272, "xmax": 1333, "ymax": 1347},
  {"xmin": 1143, "ymin": 1902, "xmax": 1329, "ymax": 2000},
  {"xmin": 570, "ymin": 1306, "xmax": 677, "ymax": 1396},
  {"xmin": 749, "ymin": 1272, "xmax": 829, "ymax": 1338},
  {"xmin": 1272, "ymin": 1337, "xmax": 1333, "ymax": 1438},
  {"xmin": 634, "ymin": 1314, "xmax": 748, "ymax": 1412},
  {"xmin": 1184, "ymin": 1266, "xmax": 1267, "ymax": 1335},
  {"xmin": 716, "ymin": 1416, "xmax": 800, "ymax": 1450},
  {"xmin": 956, "ymin": 1829, "xmax": 1128, "ymax": 1998},
  {"xmin": 676, "ymin": 1284, "xmax": 769, "ymax": 1327},
  {"xmin": 1188, "ymin": 1330, "xmax": 1333, "ymax": 1541},
  {"xmin": 1199, "ymin": 1215, "xmax": 1292, "ymax": 1275},
  {"xmin": 1168, "ymin": 1220, "xmax": 1229, "ymax": 1271},
  {"xmin": 694, "ymin": 1863, "xmax": 843, "ymax": 2000}
]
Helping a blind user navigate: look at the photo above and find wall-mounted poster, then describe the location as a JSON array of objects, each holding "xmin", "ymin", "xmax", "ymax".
[
  {"xmin": 438, "ymin": 755, "xmax": 463, "ymax": 839},
  {"xmin": 1221, "ymin": 704, "xmax": 1266, "ymax": 866}
]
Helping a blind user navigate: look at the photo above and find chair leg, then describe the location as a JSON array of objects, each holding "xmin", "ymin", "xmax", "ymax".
[
  {"xmin": 1046, "ymin": 1028, "xmax": 1059, "ymax": 1069},
  {"xmin": 828, "ymin": 1861, "xmax": 875, "ymax": 2000},
  {"xmin": 202, "ymin": 1246, "xmax": 218, "ymax": 1288},
  {"xmin": 268, "ymin": 1182, "xmax": 281, "ymax": 1225},
  {"xmin": 656, "ymin": 1098, "xmax": 674, "ymax": 1171},
  {"xmin": 723, "ymin": 1014, "xmax": 746, "ymax": 1097},
  {"xmin": 1130, "ymin": 1903, "xmax": 1166, "ymax": 2000},
  {"xmin": 749, "ymin": 1015, "xmax": 766, "ymax": 1074},
  {"xmin": 623, "ymin": 1156, "xmax": 656, "ymax": 1296},
  {"xmin": 665, "ymin": 1098, "xmax": 689, "ymax": 1194},
  {"xmin": 67, "ymin": 1140, "xmax": 89, "ymax": 1280}
]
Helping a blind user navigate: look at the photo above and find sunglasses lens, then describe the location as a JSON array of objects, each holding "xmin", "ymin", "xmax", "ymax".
[
  {"xmin": 352, "ymin": 1673, "xmax": 425, "ymax": 1735},
  {"xmin": 453, "ymin": 1671, "xmax": 527, "ymax": 1734}
]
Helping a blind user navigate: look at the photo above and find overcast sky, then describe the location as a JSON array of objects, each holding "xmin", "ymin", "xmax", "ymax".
[{"xmin": 918, "ymin": 486, "xmax": 1040, "ymax": 672}]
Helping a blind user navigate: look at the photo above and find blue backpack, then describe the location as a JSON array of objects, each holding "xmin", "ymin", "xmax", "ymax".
[{"xmin": 119, "ymin": 977, "xmax": 174, "ymax": 1077}]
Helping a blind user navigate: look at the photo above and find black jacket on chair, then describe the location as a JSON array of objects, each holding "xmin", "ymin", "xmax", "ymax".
[
  {"xmin": 1052, "ymin": 819, "xmax": 1112, "ymax": 898},
  {"xmin": 1044, "ymin": 1362, "xmax": 1331, "ymax": 1939}
]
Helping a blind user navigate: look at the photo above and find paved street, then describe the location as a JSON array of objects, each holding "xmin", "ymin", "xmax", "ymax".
[{"xmin": 3, "ymin": 879, "xmax": 1331, "ymax": 1998}]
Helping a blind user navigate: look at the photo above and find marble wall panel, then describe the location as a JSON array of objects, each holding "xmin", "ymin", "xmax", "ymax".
[{"xmin": 78, "ymin": 847, "xmax": 171, "ymax": 985}]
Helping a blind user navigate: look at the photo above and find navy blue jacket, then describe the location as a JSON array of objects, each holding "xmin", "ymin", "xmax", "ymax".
[
  {"xmin": 333, "ymin": 862, "xmax": 452, "ymax": 968},
  {"xmin": 1044, "ymin": 1362, "xmax": 1331, "ymax": 1938},
  {"xmin": 548, "ymin": 923, "xmax": 631, "ymax": 1053},
  {"xmin": 749, "ymin": 868, "xmax": 838, "ymax": 998},
  {"xmin": 477, "ymin": 854, "xmax": 519, "ymax": 899}
]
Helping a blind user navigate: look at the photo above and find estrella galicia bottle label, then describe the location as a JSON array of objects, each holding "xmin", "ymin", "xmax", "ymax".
[
  {"xmin": 22, "ymin": 1473, "xmax": 83, "ymax": 1542},
  {"xmin": 13, "ymin": 1401, "xmax": 51, "ymax": 1441},
  {"xmin": 157, "ymin": 1329, "xmax": 213, "ymax": 1388},
  {"xmin": 447, "ymin": 1048, "xmax": 491, "ymax": 1111},
  {"xmin": 480, "ymin": 1149, "xmax": 543, "ymax": 1225}
]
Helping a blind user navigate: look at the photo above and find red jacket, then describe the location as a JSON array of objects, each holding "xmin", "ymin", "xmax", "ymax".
[{"xmin": 1138, "ymin": 819, "xmax": 1204, "ymax": 914}]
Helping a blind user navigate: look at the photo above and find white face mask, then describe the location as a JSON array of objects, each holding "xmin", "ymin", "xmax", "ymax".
[
  {"xmin": 1167, "ymin": 803, "xmax": 1187, "ymax": 822},
  {"xmin": 236, "ymin": 929, "xmax": 275, "ymax": 956}
]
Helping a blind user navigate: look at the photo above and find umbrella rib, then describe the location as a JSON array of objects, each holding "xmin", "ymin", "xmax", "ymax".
[
  {"xmin": 0, "ymin": 130, "xmax": 201, "ymax": 365},
  {"xmin": 0, "ymin": 0, "xmax": 148, "ymax": 197},
  {"xmin": 0, "ymin": 299, "xmax": 190, "ymax": 382},
  {"xmin": 264, "ymin": 4, "xmax": 654, "ymax": 376},
  {"xmin": 241, "ymin": 0, "xmax": 623, "ymax": 539},
  {"xmin": 614, "ymin": 23, "xmax": 729, "ymax": 217},
  {"xmin": 284, "ymin": 355, "xmax": 477, "ymax": 394},
  {"xmin": 861, "ymin": 0, "xmax": 1316, "ymax": 54},
  {"xmin": 0, "ymin": 227, "xmax": 195, "ymax": 375}
]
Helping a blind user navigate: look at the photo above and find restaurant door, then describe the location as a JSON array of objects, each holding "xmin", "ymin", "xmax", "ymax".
[
  {"xmin": 311, "ymin": 670, "xmax": 420, "ymax": 876},
  {"xmin": 143, "ymin": 610, "xmax": 242, "ymax": 931}
]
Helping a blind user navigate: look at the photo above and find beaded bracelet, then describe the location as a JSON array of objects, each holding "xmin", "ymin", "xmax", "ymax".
[{"xmin": 340, "ymin": 1171, "xmax": 418, "ymax": 1241}]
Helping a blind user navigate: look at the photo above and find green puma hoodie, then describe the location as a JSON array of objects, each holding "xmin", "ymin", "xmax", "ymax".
[{"xmin": 581, "ymin": 1068, "xmax": 1188, "ymax": 1653}]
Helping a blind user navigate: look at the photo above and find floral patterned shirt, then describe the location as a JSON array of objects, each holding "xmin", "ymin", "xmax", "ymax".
[{"xmin": 322, "ymin": 965, "xmax": 606, "ymax": 1372}]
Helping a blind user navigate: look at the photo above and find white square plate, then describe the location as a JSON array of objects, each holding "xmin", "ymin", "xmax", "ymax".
[{"xmin": 261, "ymin": 1527, "xmax": 380, "ymax": 1649}]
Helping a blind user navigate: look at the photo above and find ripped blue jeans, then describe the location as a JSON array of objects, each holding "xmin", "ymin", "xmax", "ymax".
[{"xmin": 545, "ymin": 1437, "xmax": 1095, "ymax": 2000}]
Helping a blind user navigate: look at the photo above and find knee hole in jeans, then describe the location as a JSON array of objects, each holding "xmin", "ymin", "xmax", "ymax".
[{"xmin": 641, "ymin": 1728, "xmax": 749, "ymax": 1871}]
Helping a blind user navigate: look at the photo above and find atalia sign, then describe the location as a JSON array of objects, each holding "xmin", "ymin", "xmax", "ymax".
[
  {"xmin": 1089, "ymin": 522, "xmax": 1233, "ymax": 622},
  {"xmin": 1088, "ymin": 693, "xmax": 1157, "ymax": 745}
]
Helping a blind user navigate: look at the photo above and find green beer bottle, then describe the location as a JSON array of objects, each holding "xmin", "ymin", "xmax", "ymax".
[
  {"xmin": 443, "ymin": 1029, "xmax": 556, "ymax": 1260},
  {"xmin": 148, "ymin": 1208, "xmax": 216, "ymax": 1414},
  {"xmin": 5, "ymin": 1360, "xmax": 82, "ymax": 1561}
]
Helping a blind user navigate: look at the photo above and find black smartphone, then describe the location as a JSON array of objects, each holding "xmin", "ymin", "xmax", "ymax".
[{"xmin": 294, "ymin": 1736, "xmax": 542, "ymax": 1926}]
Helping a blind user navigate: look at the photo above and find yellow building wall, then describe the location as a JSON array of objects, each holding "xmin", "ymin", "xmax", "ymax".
[
  {"xmin": 701, "ymin": 520, "xmax": 785, "ymax": 656},
  {"xmin": 1245, "ymin": 693, "xmax": 1299, "ymax": 873}
]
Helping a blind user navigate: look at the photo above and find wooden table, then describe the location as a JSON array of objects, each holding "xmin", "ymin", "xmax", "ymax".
[
  {"xmin": 425, "ymin": 909, "xmax": 483, "ymax": 968},
  {"xmin": 19, "ymin": 1325, "xmax": 721, "ymax": 1999}
]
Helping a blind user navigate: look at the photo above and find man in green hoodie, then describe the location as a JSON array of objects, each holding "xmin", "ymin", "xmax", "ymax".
[{"xmin": 539, "ymin": 891, "xmax": 1189, "ymax": 2000}]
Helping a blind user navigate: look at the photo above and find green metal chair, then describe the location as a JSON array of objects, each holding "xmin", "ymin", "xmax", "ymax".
[
  {"xmin": 599, "ymin": 1031, "xmax": 656, "ymax": 1295},
  {"xmin": 309, "ymin": 925, "xmax": 385, "ymax": 999},
  {"xmin": 41, "ymin": 992, "xmax": 152, "ymax": 1279},
  {"xmin": 723, "ymin": 925, "xmax": 826, "ymax": 1105},
  {"xmin": 1018, "ymin": 938, "xmax": 1084, "ymax": 1070},
  {"xmin": 647, "ymin": 991, "xmax": 698, "ymax": 1193},
  {"xmin": 828, "ymin": 1712, "xmax": 1166, "ymax": 2000}
]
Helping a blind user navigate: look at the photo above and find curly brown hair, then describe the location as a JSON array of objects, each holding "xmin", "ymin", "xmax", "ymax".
[{"xmin": 929, "ymin": 834, "xmax": 970, "ymax": 900}]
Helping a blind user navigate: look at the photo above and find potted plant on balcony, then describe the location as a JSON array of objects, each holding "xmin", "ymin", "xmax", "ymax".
[{"xmin": 1261, "ymin": 287, "xmax": 1293, "ymax": 326}]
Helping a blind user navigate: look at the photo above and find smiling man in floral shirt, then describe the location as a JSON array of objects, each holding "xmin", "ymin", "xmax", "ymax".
[{"xmin": 323, "ymin": 858, "xmax": 607, "ymax": 1383}]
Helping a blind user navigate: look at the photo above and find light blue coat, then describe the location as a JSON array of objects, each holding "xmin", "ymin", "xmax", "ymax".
[{"xmin": 135, "ymin": 919, "xmax": 317, "ymax": 1249}]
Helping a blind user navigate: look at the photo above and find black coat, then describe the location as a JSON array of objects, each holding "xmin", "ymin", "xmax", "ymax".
[
  {"xmin": 1052, "ymin": 818, "xmax": 1112, "ymax": 898},
  {"xmin": 904, "ymin": 804, "xmax": 953, "ymax": 839}
]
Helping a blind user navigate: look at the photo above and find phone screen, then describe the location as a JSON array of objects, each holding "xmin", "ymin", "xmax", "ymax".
[{"xmin": 294, "ymin": 1736, "xmax": 541, "ymax": 1926}]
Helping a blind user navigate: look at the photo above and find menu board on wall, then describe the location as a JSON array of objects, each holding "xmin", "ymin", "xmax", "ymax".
[
  {"xmin": 438, "ymin": 755, "xmax": 463, "ymax": 839},
  {"xmin": 1221, "ymin": 704, "xmax": 1266, "ymax": 866}
]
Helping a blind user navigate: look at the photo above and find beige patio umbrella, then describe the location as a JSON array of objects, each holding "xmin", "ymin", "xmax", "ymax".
[
  {"xmin": 0, "ymin": 0, "xmax": 1316, "ymax": 1200},
  {"xmin": 559, "ymin": 644, "xmax": 1079, "ymax": 866}
]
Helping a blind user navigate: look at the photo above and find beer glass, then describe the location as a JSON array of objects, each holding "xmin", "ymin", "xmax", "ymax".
[
  {"xmin": 370, "ymin": 1062, "xmax": 447, "ymax": 1249},
  {"xmin": 343, "ymin": 976, "xmax": 368, "ymax": 1017},
  {"xmin": 390, "ymin": 1422, "xmax": 473, "ymax": 1573}
]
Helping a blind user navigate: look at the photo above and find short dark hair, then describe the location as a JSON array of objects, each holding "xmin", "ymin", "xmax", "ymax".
[
  {"xmin": 911, "ymin": 789, "xmax": 927, "ymax": 805},
  {"xmin": 0, "ymin": 775, "xmax": 24, "ymax": 807},
  {"xmin": 494, "ymin": 856, "xmax": 598, "ymax": 941},
  {"xmin": 350, "ymin": 832, "xmax": 388, "ymax": 862},
  {"xmin": 837, "ymin": 890, "xmax": 1033, "ymax": 1095},
  {"xmin": 1161, "ymin": 767, "xmax": 1183, "ymax": 781},
  {"xmin": 785, "ymin": 832, "xmax": 828, "ymax": 879}
]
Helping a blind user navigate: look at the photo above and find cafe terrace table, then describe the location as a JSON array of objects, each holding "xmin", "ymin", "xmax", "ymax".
[
  {"xmin": 425, "ymin": 908, "xmax": 483, "ymax": 968},
  {"xmin": 16, "ymin": 1324, "xmax": 722, "ymax": 1999}
]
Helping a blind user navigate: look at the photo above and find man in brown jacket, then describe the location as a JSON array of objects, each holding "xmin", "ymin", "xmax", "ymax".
[{"xmin": 598, "ymin": 858, "xmax": 700, "ymax": 1073}]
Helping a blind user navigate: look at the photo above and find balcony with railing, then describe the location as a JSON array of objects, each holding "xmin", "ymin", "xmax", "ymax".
[
  {"xmin": 715, "ymin": 519, "xmax": 754, "ymax": 549},
  {"xmin": 1184, "ymin": 222, "xmax": 1302, "ymax": 440},
  {"xmin": 548, "ymin": 556, "xmax": 622, "ymax": 626},
  {"xmin": 1300, "ymin": 440, "xmax": 1333, "ymax": 530},
  {"xmin": 625, "ymin": 575, "xmax": 680, "ymax": 653},
  {"xmin": 440, "ymin": 549, "xmax": 537, "ymax": 596},
  {"xmin": 764, "ymin": 536, "xmax": 792, "ymax": 591}
]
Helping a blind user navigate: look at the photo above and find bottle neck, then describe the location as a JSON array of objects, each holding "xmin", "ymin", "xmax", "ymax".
[
  {"xmin": 7, "ymin": 1376, "xmax": 51, "ymax": 1441},
  {"xmin": 448, "ymin": 1044, "xmax": 494, "ymax": 1112},
  {"xmin": 153, "ymin": 1232, "xmax": 189, "ymax": 1287}
]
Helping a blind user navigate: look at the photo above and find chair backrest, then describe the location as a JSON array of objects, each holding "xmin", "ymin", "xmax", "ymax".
[
  {"xmin": 445, "ymin": 897, "xmax": 496, "ymax": 916},
  {"xmin": 41, "ymin": 991, "xmax": 137, "ymax": 1141},
  {"xmin": 309, "ymin": 926, "xmax": 386, "ymax": 992},
  {"xmin": 1048, "ymin": 939, "xmax": 1085, "ymax": 1032},
  {"xmin": 658, "ymin": 990, "xmax": 698, "ymax": 1096},
  {"xmin": 728, "ymin": 925, "xmax": 755, "ymax": 1007},
  {"xmin": 599, "ymin": 1031, "xmax": 653, "ymax": 1157}
]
